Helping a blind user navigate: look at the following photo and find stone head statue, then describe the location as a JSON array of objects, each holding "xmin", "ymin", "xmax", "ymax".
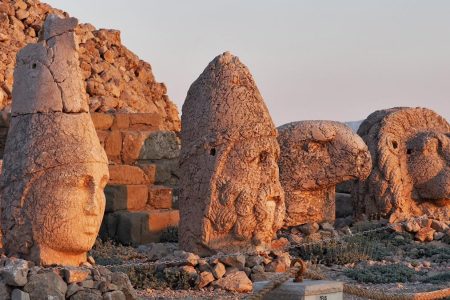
[
  {"xmin": 278, "ymin": 121, "xmax": 372, "ymax": 226},
  {"xmin": 179, "ymin": 52, "xmax": 285, "ymax": 255},
  {"xmin": 353, "ymin": 107, "xmax": 450, "ymax": 221},
  {"xmin": 0, "ymin": 15, "xmax": 109, "ymax": 266}
]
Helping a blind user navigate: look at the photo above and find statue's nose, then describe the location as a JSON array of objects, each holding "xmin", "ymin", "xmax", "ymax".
[{"xmin": 84, "ymin": 185, "xmax": 101, "ymax": 216}]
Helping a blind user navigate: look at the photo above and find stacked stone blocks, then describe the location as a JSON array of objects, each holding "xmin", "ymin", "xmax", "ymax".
[{"xmin": 90, "ymin": 112, "xmax": 180, "ymax": 245}]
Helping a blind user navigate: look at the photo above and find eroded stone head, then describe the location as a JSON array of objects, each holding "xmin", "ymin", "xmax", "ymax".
[
  {"xmin": 353, "ymin": 107, "xmax": 450, "ymax": 221},
  {"xmin": 0, "ymin": 15, "xmax": 108, "ymax": 266},
  {"xmin": 278, "ymin": 121, "xmax": 372, "ymax": 226},
  {"xmin": 179, "ymin": 52, "xmax": 285, "ymax": 255}
]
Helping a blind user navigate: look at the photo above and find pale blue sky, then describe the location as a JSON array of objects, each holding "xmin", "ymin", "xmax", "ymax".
[{"xmin": 45, "ymin": 0, "xmax": 450, "ymax": 125}]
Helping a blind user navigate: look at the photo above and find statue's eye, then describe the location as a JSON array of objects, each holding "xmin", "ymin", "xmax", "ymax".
[
  {"xmin": 210, "ymin": 148, "xmax": 216, "ymax": 156},
  {"xmin": 259, "ymin": 151, "xmax": 269, "ymax": 164},
  {"xmin": 424, "ymin": 138, "xmax": 439, "ymax": 153},
  {"xmin": 304, "ymin": 142, "xmax": 322, "ymax": 153},
  {"xmin": 406, "ymin": 149, "xmax": 412, "ymax": 155}
]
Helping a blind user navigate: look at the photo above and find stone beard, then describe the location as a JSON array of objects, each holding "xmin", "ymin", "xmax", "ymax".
[{"xmin": 204, "ymin": 137, "xmax": 285, "ymax": 250}]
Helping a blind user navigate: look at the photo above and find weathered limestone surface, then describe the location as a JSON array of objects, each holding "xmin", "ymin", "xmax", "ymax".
[
  {"xmin": 0, "ymin": 15, "xmax": 109, "ymax": 266},
  {"xmin": 278, "ymin": 121, "xmax": 372, "ymax": 226},
  {"xmin": 353, "ymin": 107, "xmax": 450, "ymax": 221},
  {"xmin": 179, "ymin": 52, "xmax": 285, "ymax": 255}
]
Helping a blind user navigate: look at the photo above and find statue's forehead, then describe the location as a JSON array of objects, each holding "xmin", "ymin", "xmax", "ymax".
[
  {"xmin": 232, "ymin": 136, "xmax": 278, "ymax": 151},
  {"xmin": 39, "ymin": 162, "xmax": 108, "ymax": 178}
]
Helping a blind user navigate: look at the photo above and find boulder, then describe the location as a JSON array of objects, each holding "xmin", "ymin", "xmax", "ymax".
[
  {"xmin": 24, "ymin": 272, "xmax": 67, "ymax": 300},
  {"xmin": 212, "ymin": 271, "xmax": 253, "ymax": 293}
]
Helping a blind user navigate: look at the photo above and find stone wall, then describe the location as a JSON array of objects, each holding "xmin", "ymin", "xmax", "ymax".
[{"xmin": 91, "ymin": 112, "xmax": 180, "ymax": 245}]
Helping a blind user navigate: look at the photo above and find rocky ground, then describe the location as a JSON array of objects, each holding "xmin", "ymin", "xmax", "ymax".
[{"xmin": 88, "ymin": 216, "xmax": 449, "ymax": 299}]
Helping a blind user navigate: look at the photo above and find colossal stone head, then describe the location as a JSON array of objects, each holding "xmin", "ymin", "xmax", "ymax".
[
  {"xmin": 278, "ymin": 121, "xmax": 372, "ymax": 226},
  {"xmin": 179, "ymin": 52, "xmax": 285, "ymax": 255},
  {"xmin": 0, "ymin": 15, "xmax": 109, "ymax": 266},
  {"xmin": 353, "ymin": 107, "xmax": 450, "ymax": 221}
]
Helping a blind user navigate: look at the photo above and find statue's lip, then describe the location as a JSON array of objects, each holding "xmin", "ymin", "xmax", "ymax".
[{"xmin": 83, "ymin": 222, "xmax": 99, "ymax": 234}]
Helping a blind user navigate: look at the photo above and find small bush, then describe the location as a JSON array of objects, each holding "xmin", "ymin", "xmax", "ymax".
[
  {"xmin": 160, "ymin": 226, "xmax": 178, "ymax": 243},
  {"xmin": 345, "ymin": 264, "xmax": 421, "ymax": 283},
  {"xmin": 422, "ymin": 272, "xmax": 450, "ymax": 284}
]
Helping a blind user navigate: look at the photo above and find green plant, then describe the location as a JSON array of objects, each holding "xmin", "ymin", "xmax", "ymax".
[
  {"xmin": 160, "ymin": 226, "xmax": 178, "ymax": 243},
  {"xmin": 422, "ymin": 272, "xmax": 450, "ymax": 284},
  {"xmin": 293, "ymin": 230, "xmax": 392, "ymax": 265},
  {"xmin": 344, "ymin": 264, "xmax": 422, "ymax": 283}
]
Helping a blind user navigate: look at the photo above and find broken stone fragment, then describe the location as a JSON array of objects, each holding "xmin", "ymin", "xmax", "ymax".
[
  {"xmin": 198, "ymin": 271, "xmax": 215, "ymax": 288},
  {"xmin": 212, "ymin": 270, "xmax": 253, "ymax": 293},
  {"xmin": 415, "ymin": 227, "xmax": 435, "ymax": 242},
  {"xmin": 63, "ymin": 267, "xmax": 91, "ymax": 284},
  {"xmin": 212, "ymin": 262, "xmax": 226, "ymax": 279},
  {"xmin": 11, "ymin": 289, "xmax": 30, "ymax": 300},
  {"xmin": 0, "ymin": 258, "xmax": 29, "ymax": 286}
]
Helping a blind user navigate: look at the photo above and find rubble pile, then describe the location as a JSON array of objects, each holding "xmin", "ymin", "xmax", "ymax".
[
  {"xmin": 0, "ymin": 256, "xmax": 137, "ymax": 299},
  {"xmin": 0, "ymin": 0, "xmax": 180, "ymax": 126}
]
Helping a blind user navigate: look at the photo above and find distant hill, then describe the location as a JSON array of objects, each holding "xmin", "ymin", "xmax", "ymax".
[{"xmin": 344, "ymin": 120, "xmax": 363, "ymax": 133}]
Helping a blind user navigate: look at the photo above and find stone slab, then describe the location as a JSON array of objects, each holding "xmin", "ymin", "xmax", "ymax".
[
  {"xmin": 148, "ymin": 185, "xmax": 173, "ymax": 209},
  {"xmin": 108, "ymin": 165, "xmax": 149, "ymax": 185},
  {"xmin": 253, "ymin": 279, "xmax": 343, "ymax": 300},
  {"xmin": 105, "ymin": 184, "xmax": 148, "ymax": 212}
]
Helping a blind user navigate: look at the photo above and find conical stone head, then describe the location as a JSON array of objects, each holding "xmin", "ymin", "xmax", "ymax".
[
  {"xmin": 0, "ymin": 15, "xmax": 109, "ymax": 266},
  {"xmin": 179, "ymin": 52, "xmax": 285, "ymax": 255}
]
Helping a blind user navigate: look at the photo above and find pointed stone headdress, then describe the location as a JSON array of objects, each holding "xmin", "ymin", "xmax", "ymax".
[
  {"xmin": 181, "ymin": 52, "xmax": 277, "ymax": 162},
  {"xmin": 2, "ymin": 14, "xmax": 107, "ymax": 184}
]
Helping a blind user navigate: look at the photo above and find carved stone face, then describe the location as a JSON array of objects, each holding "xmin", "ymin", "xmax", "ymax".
[
  {"xmin": 210, "ymin": 137, "xmax": 284, "ymax": 247},
  {"xmin": 407, "ymin": 132, "xmax": 450, "ymax": 200},
  {"xmin": 179, "ymin": 52, "xmax": 284, "ymax": 254},
  {"xmin": 30, "ymin": 163, "xmax": 109, "ymax": 253},
  {"xmin": 353, "ymin": 107, "xmax": 450, "ymax": 221}
]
